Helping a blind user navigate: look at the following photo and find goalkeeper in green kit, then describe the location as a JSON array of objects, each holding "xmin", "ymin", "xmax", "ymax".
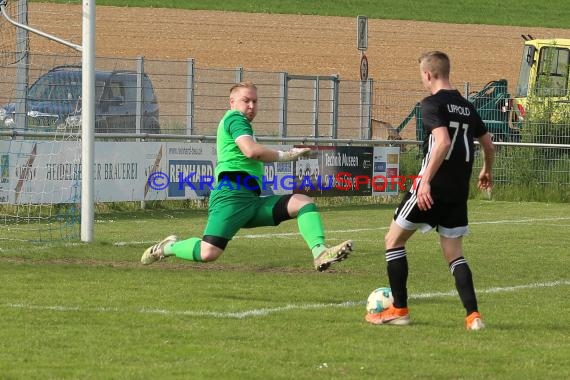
[{"xmin": 141, "ymin": 81, "xmax": 353, "ymax": 271}]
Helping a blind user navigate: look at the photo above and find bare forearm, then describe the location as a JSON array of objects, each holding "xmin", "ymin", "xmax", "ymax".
[
  {"xmin": 482, "ymin": 146, "xmax": 495, "ymax": 172},
  {"xmin": 478, "ymin": 133, "xmax": 495, "ymax": 173},
  {"xmin": 245, "ymin": 144, "xmax": 280, "ymax": 162},
  {"xmin": 421, "ymin": 143, "xmax": 449, "ymax": 184},
  {"xmin": 237, "ymin": 138, "xmax": 310, "ymax": 162}
]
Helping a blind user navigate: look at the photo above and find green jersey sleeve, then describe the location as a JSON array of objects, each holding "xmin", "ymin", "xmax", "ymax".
[
  {"xmin": 225, "ymin": 111, "xmax": 254, "ymax": 139},
  {"xmin": 215, "ymin": 110, "xmax": 264, "ymax": 185}
]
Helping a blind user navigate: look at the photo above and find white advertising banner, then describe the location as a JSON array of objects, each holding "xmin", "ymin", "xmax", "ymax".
[
  {"xmin": 163, "ymin": 142, "xmax": 217, "ymax": 199},
  {"xmin": 94, "ymin": 142, "xmax": 163, "ymax": 202},
  {"xmin": 1, "ymin": 142, "xmax": 397, "ymax": 203},
  {"xmin": 372, "ymin": 146, "xmax": 401, "ymax": 196},
  {"xmin": 1, "ymin": 140, "xmax": 82, "ymax": 204},
  {"xmin": 0, "ymin": 140, "xmax": 167, "ymax": 204}
]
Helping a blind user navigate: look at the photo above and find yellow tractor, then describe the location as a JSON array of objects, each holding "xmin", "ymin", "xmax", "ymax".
[
  {"xmin": 512, "ymin": 36, "xmax": 570, "ymax": 130},
  {"xmin": 381, "ymin": 36, "xmax": 570, "ymax": 143}
]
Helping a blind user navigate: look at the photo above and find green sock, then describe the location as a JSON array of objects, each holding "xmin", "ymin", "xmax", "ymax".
[
  {"xmin": 297, "ymin": 204, "xmax": 326, "ymax": 258},
  {"xmin": 165, "ymin": 237, "xmax": 203, "ymax": 262}
]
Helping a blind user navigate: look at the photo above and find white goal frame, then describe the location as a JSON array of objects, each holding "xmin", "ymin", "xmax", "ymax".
[{"xmin": 0, "ymin": 0, "xmax": 95, "ymax": 242}]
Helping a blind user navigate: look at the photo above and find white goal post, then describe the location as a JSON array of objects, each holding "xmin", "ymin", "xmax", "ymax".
[
  {"xmin": 0, "ymin": 0, "xmax": 96, "ymax": 242},
  {"xmin": 81, "ymin": 0, "xmax": 95, "ymax": 243}
]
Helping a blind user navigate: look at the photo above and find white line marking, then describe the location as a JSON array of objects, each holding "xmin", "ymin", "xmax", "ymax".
[
  {"xmin": 235, "ymin": 226, "xmax": 388, "ymax": 239},
  {"xmin": 111, "ymin": 216, "xmax": 570, "ymax": 245},
  {"xmin": 236, "ymin": 216, "xmax": 570, "ymax": 238},
  {"xmin": 5, "ymin": 280, "xmax": 569, "ymax": 319},
  {"xmin": 470, "ymin": 217, "xmax": 570, "ymax": 225}
]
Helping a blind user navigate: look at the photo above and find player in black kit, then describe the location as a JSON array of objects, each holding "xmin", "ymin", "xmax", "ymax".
[{"xmin": 365, "ymin": 51, "xmax": 495, "ymax": 330}]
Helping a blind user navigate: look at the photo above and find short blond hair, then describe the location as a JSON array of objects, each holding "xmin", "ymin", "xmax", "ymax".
[
  {"xmin": 230, "ymin": 81, "xmax": 257, "ymax": 95},
  {"xmin": 418, "ymin": 51, "xmax": 450, "ymax": 79}
]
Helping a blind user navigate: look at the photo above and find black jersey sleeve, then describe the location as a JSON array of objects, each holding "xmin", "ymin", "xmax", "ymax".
[
  {"xmin": 468, "ymin": 105, "xmax": 488, "ymax": 138},
  {"xmin": 420, "ymin": 98, "xmax": 447, "ymax": 133}
]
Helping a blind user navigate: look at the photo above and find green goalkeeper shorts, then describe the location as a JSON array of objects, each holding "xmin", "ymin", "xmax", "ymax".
[{"xmin": 202, "ymin": 186, "xmax": 284, "ymax": 240}]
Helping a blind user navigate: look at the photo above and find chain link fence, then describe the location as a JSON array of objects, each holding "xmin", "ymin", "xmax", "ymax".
[
  {"xmin": 1, "ymin": 52, "xmax": 569, "ymax": 197},
  {"xmin": 0, "ymin": 53, "xmax": 374, "ymax": 140}
]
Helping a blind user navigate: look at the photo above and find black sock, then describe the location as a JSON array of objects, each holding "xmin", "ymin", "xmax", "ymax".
[
  {"xmin": 450, "ymin": 257, "xmax": 478, "ymax": 315},
  {"xmin": 386, "ymin": 247, "xmax": 408, "ymax": 308}
]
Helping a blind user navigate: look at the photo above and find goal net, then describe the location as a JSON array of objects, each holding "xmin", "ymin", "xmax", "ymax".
[{"xmin": 0, "ymin": 0, "xmax": 82, "ymax": 241}]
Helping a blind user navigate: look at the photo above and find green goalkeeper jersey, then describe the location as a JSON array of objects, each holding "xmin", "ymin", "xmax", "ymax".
[{"xmin": 215, "ymin": 110, "xmax": 264, "ymax": 187}]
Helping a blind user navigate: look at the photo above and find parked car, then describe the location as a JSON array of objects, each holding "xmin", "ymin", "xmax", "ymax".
[{"xmin": 0, "ymin": 65, "xmax": 160, "ymax": 134}]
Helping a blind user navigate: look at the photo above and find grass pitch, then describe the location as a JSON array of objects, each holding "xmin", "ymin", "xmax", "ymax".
[{"xmin": 1, "ymin": 200, "xmax": 569, "ymax": 379}]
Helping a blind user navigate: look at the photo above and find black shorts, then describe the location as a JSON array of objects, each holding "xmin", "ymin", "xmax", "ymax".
[{"xmin": 393, "ymin": 191, "xmax": 469, "ymax": 238}]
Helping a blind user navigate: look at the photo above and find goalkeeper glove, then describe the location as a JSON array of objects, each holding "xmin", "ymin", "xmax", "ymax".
[{"xmin": 277, "ymin": 147, "xmax": 311, "ymax": 162}]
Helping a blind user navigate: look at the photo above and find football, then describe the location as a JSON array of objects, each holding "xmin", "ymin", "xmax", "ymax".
[{"xmin": 366, "ymin": 287, "xmax": 394, "ymax": 314}]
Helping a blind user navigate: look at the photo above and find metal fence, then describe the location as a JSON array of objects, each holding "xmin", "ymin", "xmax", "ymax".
[
  {"xmin": 1, "ymin": 53, "xmax": 569, "ymax": 192},
  {"xmin": 373, "ymin": 78, "xmax": 570, "ymax": 192},
  {"xmin": 0, "ymin": 53, "xmax": 373, "ymax": 140}
]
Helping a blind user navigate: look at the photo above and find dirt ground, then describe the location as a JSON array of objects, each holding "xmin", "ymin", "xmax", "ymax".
[{"xmin": 25, "ymin": 4, "xmax": 570, "ymax": 87}]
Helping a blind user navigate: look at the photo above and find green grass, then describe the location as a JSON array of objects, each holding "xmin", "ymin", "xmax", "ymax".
[
  {"xmin": 35, "ymin": 0, "xmax": 570, "ymax": 29},
  {"xmin": 1, "ymin": 200, "xmax": 569, "ymax": 379},
  {"xmin": 6, "ymin": 2, "xmax": 570, "ymax": 379}
]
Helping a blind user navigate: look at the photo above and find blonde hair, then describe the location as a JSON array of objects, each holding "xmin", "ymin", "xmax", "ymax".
[
  {"xmin": 230, "ymin": 81, "xmax": 257, "ymax": 95},
  {"xmin": 418, "ymin": 51, "xmax": 450, "ymax": 79}
]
